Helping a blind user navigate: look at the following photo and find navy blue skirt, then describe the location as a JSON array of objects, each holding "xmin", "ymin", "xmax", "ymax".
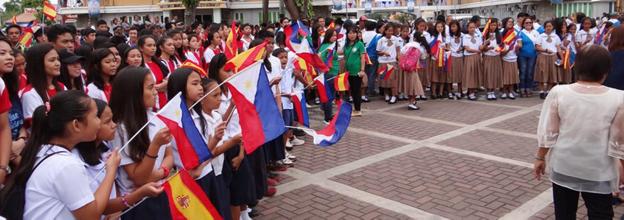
[
  {"xmin": 196, "ymin": 171, "xmax": 232, "ymax": 220},
  {"xmin": 263, "ymin": 135, "xmax": 286, "ymax": 162},
  {"xmin": 121, "ymin": 192, "xmax": 171, "ymax": 220},
  {"xmin": 249, "ymin": 144, "xmax": 268, "ymax": 200},
  {"xmin": 222, "ymin": 144, "xmax": 257, "ymax": 206}
]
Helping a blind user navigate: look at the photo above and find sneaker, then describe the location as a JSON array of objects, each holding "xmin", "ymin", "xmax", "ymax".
[
  {"xmin": 314, "ymin": 97, "xmax": 320, "ymax": 105},
  {"xmin": 389, "ymin": 96, "xmax": 397, "ymax": 104},
  {"xmin": 385, "ymin": 95, "xmax": 390, "ymax": 102},
  {"xmin": 448, "ymin": 93, "xmax": 454, "ymax": 99},
  {"xmin": 454, "ymin": 92, "xmax": 462, "ymax": 100},
  {"xmin": 501, "ymin": 93, "xmax": 508, "ymax": 99},
  {"xmin": 468, "ymin": 93, "xmax": 477, "ymax": 100},
  {"xmin": 285, "ymin": 140, "xmax": 293, "ymax": 150},
  {"xmin": 285, "ymin": 151, "xmax": 297, "ymax": 160},
  {"xmin": 348, "ymin": 96, "xmax": 353, "ymax": 103},
  {"xmin": 282, "ymin": 158, "xmax": 294, "ymax": 166},
  {"xmin": 491, "ymin": 93, "xmax": 497, "ymax": 100},
  {"xmin": 240, "ymin": 208, "xmax": 252, "ymax": 220},
  {"xmin": 265, "ymin": 187, "xmax": 277, "ymax": 197},
  {"xmin": 361, "ymin": 96, "xmax": 370, "ymax": 102},
  {"xmin": 555, "ymin": 59, "xmax": 562, "ymax": 66},
  {"xmin": 291, "ymin": 136, "xmax": 305, "ymax": 146},
  {"xmin": 508, "ymin": 92, "xmax": 516, "ymax": 100},
  {"xmin": 408, "ymin": 103, "xmax": 420, "ymax": 110},
  {"xmin": 351, "ymin": 111, "xmax": 363, "ymax": 117},
  {"xmin": 421, "ymin": 95, "xmax": 428, "ymax": 100}
]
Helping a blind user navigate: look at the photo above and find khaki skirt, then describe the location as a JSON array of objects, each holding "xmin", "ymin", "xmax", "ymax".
[
  {"xmin": 447, "ymin": 56, "xmax": 463, "ymax": 83},
  {"xmin": 398, "ymin": 68, "xmax": 405, "ymax": 93},
  {"xmin": 403, "ymin": 71, "xmax": 425, "ymax": 96},
  {"xmin": 482, "ymin": 55, "xmax": 503, "ymax": 89},
  {"xmin": 534, "ymin": 54, "xmax": 558, "ymax": 84},
  {"xmin": 378, "ymin": 62, "xmax": 398, "ymax": 89},
  {"xmin": 430, "ymin": 58, "xmax": 448, "ymax": 83},
  {"xmin": 558, "ymin": 66, "xmax": 572, "ymax": 84},
  {"xmin": 420, "ymin": 59, "xmax": 431, "ymax": 87},
  {"xmin": 501, "ymin": 60, "xmax": 520, "ymax": 85},
  {"xmin": 462, "ymin": 54, "xmax": 482, "ymax": 90}
]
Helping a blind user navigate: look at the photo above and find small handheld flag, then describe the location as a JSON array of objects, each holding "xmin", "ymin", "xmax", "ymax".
[
  {"xmin": 313, "ymin": 74, "xmax": 330, "ymax": 104},
  {"xmin": 163, "ymin": 170, "xmax": 223, "ymax": 220},
  {"xmin": 224, "ymin": 41, "xmax": 267, "ymax": 73},
  {"xmin": 482, "ymin": 18, "xmax": 492, "ymax": 38},
  {"xmin": 180, "ymin": 61, "xmax": 207, "ymax": 77},
  {"xmin": 334, "ymin": 72, "xmax": 349, "ymax": 92},
  {"xmin": 291, "ymin": 92, "xmax": 310, "ymax": 127},
  {"xmin": 302, "ymin": 101, "xmax": 352, "ymax": 146},
  {"xmin": 283, "ymin": 20, "xmax": 329, "ymax": 72},
  {"xmin": 17, "ymin": 26, "xmax": 34, "ymax": 48},
  {"xmin": 225, "ymin": 21, "xmax": 240, "ymax": 59},
  {"xmin": 42, "ymin": 0, "xmax": 57, "ymax": 21},
  {"xmin": 377, "ymin": 65, "xmax": 395, "ymax": 81}
]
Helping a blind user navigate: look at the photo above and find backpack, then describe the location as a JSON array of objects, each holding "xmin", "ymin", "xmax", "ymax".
[
  {"xmin": 0, "ymin": 151, "xmax": 63, "ymax": 220},
  {"xmin": 399, "ymin": 47, "xmax": 422, "ymax": 72}
]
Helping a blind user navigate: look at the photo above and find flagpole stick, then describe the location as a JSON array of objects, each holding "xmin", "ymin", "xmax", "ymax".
[
  {"xmin": 284, "ymin": 125, "xmax": 315, "ymax": 132},
  {"xmin": 113, "ymin": 169, "xmax": 182, "ymax": 218},
  {"xmin": 188, "ymin": 68, "xmax": 244, "ymax": 110}
]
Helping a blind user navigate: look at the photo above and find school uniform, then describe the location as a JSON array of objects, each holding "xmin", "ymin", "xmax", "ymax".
[
  {"xmin": 397, "ymin": 37, "xmax": 407, "ymax": 96},
  {"xmin": 185, "ymin": 49, "xmax": 203, "ymax": 66},
  {"xmin": 535, "ymin": 32, "xmax": 561, "ymax": 84},
  {"xmin": 482, "ymin": 34, "xmax": 503, "ymax": 90},
  {"xmin": 240, "ymin": 35, "xmax": 254, "ymax": 51},
  {"xmin": 19, "ymin": 83, "xmax": 67, "ymax": 124},
  {"xmin": 70, "ymin": 148, "xmax": 117, "ymax": 200},
  {"xmin": 576, "ymin": 29, "xmax": 596, "ymax": 47},
  {"xmin": 160, "ymin": 56, "xmax": 180, "ymax": 75},
  {"xmin": 24, "ymin": 145, "xmax": 94, "ymax": 220},
  {"xmin": 0, "ymin": 78, "xmax": 10, "ymax": 115},
  {"xmin": 376, "ymin": 35, "xmax": 400, "ymax": 94},
  {"xmin": 559, "ymin": 33, "xmax": 576, "ymax": 84},
  {"xmin": 203, "ymin": 47, "xmax": 222, "ymax": 68},
  {"xmin": 448, "ymin": 34, "xmax": 464, "ymax": 84},
  {"xmin": 86, "ymin": 83, "xmax": 112, "ymax": 103},
  {"xmin": 203, "ymin": 111, "xmax": 231, "ymax": 220},
  {"xmin": 430, "ymin": 33, "xmax": 448, "ymax": 84},
  {"xmin": 501, "ymin": 43, "xmax": 520, "ymax": 86},
  {"xmin": 420, "ymin": 31, "xmax": 433, "ymax": 87},
  {"xmin": 145, "ymin": 61, "xmax": 168, "ymax": 110},
  {"xmin": 400, "ymin": 42, "xmax": 425, "ymax": 97},
  {"xmin": 111, "ymin": 112, "xmax": 172, "ymax": 220},
  {"xmin": 461, "ymin": 33, "xmax": 483, "ymax": 90}
]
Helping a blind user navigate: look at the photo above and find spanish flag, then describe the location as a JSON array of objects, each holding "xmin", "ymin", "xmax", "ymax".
[
  {"xmin": 42, "ymin": 0, "xmax": 57, "ymax": 21},
  {"xmin": 225, "ymin": 21, "xmax": 239, "ymax": 60},
  {"xmin": 18, "ymin": 27, "xmax": 34, "ymax": 48},
  {"xmin": 164, "ymin": 170, "xmax": 222, "ymax": 220},
  {"xmin": 334, "ymin": 72, "xmax": 349, "ymax": 92},
  {"xmin": 482, "ymin": 18, "xmax": 492, "ymax": 38},
  {"xmin": 502, "ymin": 29, "xmax": 517, "ymax": 45},
  {"xmin": 224, "ymin": 41, "xmax": 267, "ymax": 72},
  {"xmin": 294, "ymin": 57, "xmax": 317, "ymax": 83},
  {"xmin": 180, "ymin": 61, "xmax": 207, "ymax": 77}
]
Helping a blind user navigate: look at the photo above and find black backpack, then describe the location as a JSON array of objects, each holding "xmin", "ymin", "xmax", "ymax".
[{"xmin": 0, "ymin": 152, "xmax": 63, "ymax": 220}]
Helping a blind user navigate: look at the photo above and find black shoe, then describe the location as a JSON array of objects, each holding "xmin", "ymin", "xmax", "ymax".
[
  {"xmin": 249, "ymin": 208, "xmax": 260, "ymax": 218},
  {"xmin": 539, "ymin": 93, "xmax": 547, "ymax": 99}
]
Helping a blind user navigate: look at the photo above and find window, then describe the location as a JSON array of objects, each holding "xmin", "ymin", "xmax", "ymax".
[{"xmin": 235, "ymin": 12, "xmax": 244, "ymax": 23}]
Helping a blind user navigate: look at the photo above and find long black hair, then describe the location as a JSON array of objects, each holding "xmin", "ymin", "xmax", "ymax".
[
  {"xmin": 25, "ymin": 43, "xmax": 63, "ymax": 102},
  {"xmin": 486, "ymin": 18, "xmax": 503, "ymax": 45},
  {"xmin": 0, "ymin": 38, "xmax": 20, "ymax": 101},
  {"xmin": 208, "ymin": 53, "xmax": 227, "ymax": 86},
  {"xmin": 74, "ymin": 98, "xmax": 109, "ymax": 166},
  {"xmin": 249, "ymin": 38, "xmax": 271, "ymax": 72},
  {"xmin": 138, "ymin": 35, "xmax": 169, "ymax": 77},
  {"xmin": 87, "ymin": 48, "xmax": 114, "ymax": 90},
  {"xmin": 109, "ymin": 67, "xmax": 151, "ymax": 162},
  {"xmin": 166, "ymin": 29, "xmax": 187, "ymax": 61},
  {"xmin": 449, "ymin": 20, "xmax": 462, "ymax": 38},
  {"xmin": 413, "ymin": 31, "xmax": 431, "ymax": 54},
  {"xmin": 0, "ymin": 90, "xmax": 92, "ymax": 209},
  {"xmin": 166, "ymin": 68, "xmax": 207, "ymax": 135},
  {"xmin": 119, "ymin": 46, "xmax": 143, "ymax": 70},
  {"xmin": 156, "ymin": 35, "xmax": 173, "ymax": 58},
  {"xmin": 501, "ymin": 17, "xmax": 514, "ymax": 39},
  {"xmin": 430, "ymin": 21, "xmax": 447, "ymax": 38},
  {"xmin": 58, "ymin": 54, "xmax": 85, "ymax": 91}
]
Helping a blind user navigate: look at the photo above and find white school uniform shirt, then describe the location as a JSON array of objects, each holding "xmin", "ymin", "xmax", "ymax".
[
  {"xmin": 279, "ymin": 64, "xmax": 295, "ymax": 110},
  {"xmin": 70, "ymin": 148, "xmax": 117, "ymax": 200},
  {"xmin": 112, "ymin": 111, "xmax": 169, "ymax": 195},
  {"xmin": 19, "ymin": 83, "xmax": 67, "ymax": 121},
  {"xmin": 502, "ymin": 43, "xmax": 518, "ymax": 62},
  {"xmin": 240, "ymin": 35, "xmax": 254, "ymax": 51},
  {"xmin": 483, "ymin": 34, "xmax": 501, "ymax": 57},
  {"xmin": 217, "ymin": 91, "xmax": 241, "ymax": 138},
  {"xmin": 187, "ymin": 109, "xmax": 214, "ymax": 179},
  {"xmin": 449, "ymin": 34, "xmax": 464, "ymax": 58},
  {"xmin": 537, "ymin": 32, "xmax": 561, "ymax": 54},
  {"xmin": 24, "ymin": 145, "xmax": 94, "ymax": 220},
  {"xmin": 203, "ymin": 47, "xmax": 219, "ymax": 64},
  {"xmin": 362, "ymin": 31, "xmax": 378, "ymax": 47},
  {"xmin": 563, "ymin": 33, "xmax": 577, "ymax": 54},
  {"xmin": 576, "ymin": 29, "xmax": 596, "ymax": 46},
  {"xmin": 475, "ymin": 28, "xmax": 483, "ymax": 39},
  {"xmin": 86, "ymin": 83, "xmax": 108, "ymax": 103},
  {"xmin": 462, "ymin": 33, "xmax": 483, "ymax": 56},
  {"xmin": 0, "ymin": 78, "xmax": 9, "ymax": 114},
  {"xmin": 376, "ymin": 35, "xmax": 400, "ymax": 64},
  {"xmin": 185, "ymin": 49, "xmax": 202, "ymax": 65},
  {"xmin": 204, "ymin": 111, "xmax": 225, "ymax": 176}
]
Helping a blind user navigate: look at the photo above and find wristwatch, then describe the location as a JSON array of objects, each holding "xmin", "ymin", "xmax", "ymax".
[{"xmin": 0, "ymin": 165, "xmax": 11, "ymax": 175}]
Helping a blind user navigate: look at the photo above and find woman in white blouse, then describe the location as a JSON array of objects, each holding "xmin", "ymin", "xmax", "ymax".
[{"xmin": 534, "ymin": 45, "xmax": 624, "ymax": 219}]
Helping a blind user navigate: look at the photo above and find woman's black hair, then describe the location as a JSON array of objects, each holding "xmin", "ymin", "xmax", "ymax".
[
  {"xmin": 311, "ymin": 24, "xmax": 322, "ymax": 50},
  {"xmin": 75, "ymin": 44, "xmax": 93, "ymax": 68},
  {"xmin": 156, "ymin": 35, "xmax": 173, "ymax": 57},
  {"xmin": 119, "ymin": 46, "xmax": 143, "ymax": 70},
  {"xmin": 413, "ymin": 31, "xmax": 431, "ymax": 54},
  {"xmin": 501, "ymin": 17, "xmax": 514, "ymax": 38},
  {"xmin": 74, "ymin": 98, "xmax": 109, "ymax": 166},
  {"xmin": 138, "ymin": 35, "xmax": 169, "ymax": 77},
  {"xmin": 574, "ymin": 45, "xmax": 611, "ymax": 81},
  {"xmin": 344, "ymin": 26, "xmax": 361, "ymax": 48},
  {"xmin": 449, "ymin": 20, "xmax": 462, "ymax": 38},
  {"xmin": 25, "ymin": 43, "xmax": 63, "ymax": 102},
  {"xmin": 0, "ymin": 90, "xmax": 92, "ymax": 208},
  {"xmin": 203, "ymin": 32, "xmax": 218, "ymax": 48},
  {"xmin": 208, "ymin": 53, "xmax": 228, "ymax": 85},
  {"xmin": 166, "ymin": 68, "xmax": 206, "ymax": 135},
  {"xmin": 275, "ymin": 31, "xmax": 287, "ymax": 48},
  {"xmin": 430, "ymin": 21, "xmax": 447, "ymax": 38},
  {"xmin": 0, "ymin": 39, "xmax": 20, "ymax": 101},
  {"xmin": 87, "ymin": 48, "xmax": 114, "ymax": 91},
  {"xmin": 58, "ymin": 56, "xmax": 85, "ymax": 91},
  {"xmin": 249, "ymin": 38, "xmax": 271, "ymax": 72},
  {"xmin": 486, "ymin": 18, "xmax": 503, "ymax": 45},
  {"xmin": 109, "ymin": 67, "xmax": 151, "ymax": 162},
  {"xmin": 321, "ymin": 28, "xmax": 336, "ymax": 45},
  {"xmin": 166, "ymin": 29, "xmax": 187, "ymax": 61}
]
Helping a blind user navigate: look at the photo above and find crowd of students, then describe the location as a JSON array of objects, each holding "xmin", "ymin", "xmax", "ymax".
[{"xmin": 0, "ymin": 10, "xmax": 621, "ymax": 219}]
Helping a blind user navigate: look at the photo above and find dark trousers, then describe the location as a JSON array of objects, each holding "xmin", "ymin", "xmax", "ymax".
[
  {"xmin": 552, "ymin": 183, "xmax": 613, "ymax": 220},
  {"xmin": 518, "ymin": 56, "xmax": 536, "ymax": 90},
  {"xmin": 348, "ymin": 75, "xmax": 362, "ymax": 111},
  {"xmin": 365, "ymin": 59, "xmax": 379, "ymax": 96}
]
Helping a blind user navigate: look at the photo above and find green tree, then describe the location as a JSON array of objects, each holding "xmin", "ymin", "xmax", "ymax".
[
  {"xmin": 182, "ymin": 0, "xmax": 198, "ymax": 25},
  {"xmin": 1, "ymin": 0, "xmax": 22, "ymax": 22},
  {"xmin": 284, "ymin": 0, "xmax": 314, "ymax": 21}
]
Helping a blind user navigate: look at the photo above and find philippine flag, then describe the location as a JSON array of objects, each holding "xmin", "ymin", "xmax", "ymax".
[
  {"xmin": 303, "ymin": 101, "xmax": 352, "ymax": 147},
  {"xmin": 284, "ymin": 20, "xmax": 329, "ymax": 73},
  {"xmin": 290, "ymin": 92, "xmax": 310, "ymax": 127},
  {"xmin": 226, "ymin": 62, "xmax": 286, "ymax": 154},
  {"xmin": 313, "ymin": 74, "xmax": 331, "ymax": 104},
  {"xmin": 157, "ymin": 92, "xmax": 212, "ymax": 170}
]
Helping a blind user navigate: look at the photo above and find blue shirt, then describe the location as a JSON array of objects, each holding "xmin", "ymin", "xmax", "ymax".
[
  {"xmin": 8, "ymin": 97, "xmax": 23, "ymax": 139},
  {"xmin": 519, "ymin": 30, "xmax": 538, "ymax": 58},
  {"xmin": 604, "ymin": 51, "xmax": 624, "ymax": 90},
  {"xmin": 366, "ymin": 34, "xmax": 381, "ymax": 61}
]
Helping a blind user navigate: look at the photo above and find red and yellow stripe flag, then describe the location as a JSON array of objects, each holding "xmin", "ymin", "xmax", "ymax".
[
  {"xmin": 363, "ymin": 53, "xmax": 372, "ymax": 65},
  {"xmin": 482, "ymin": 18, "xmax": 492, "ymax": 38},
  {"xmin": 294, "ymin": 57, "xmax": 318, "ymax": 83},
  {"xmin": 225, "ymin": 21, "xmax": 239, "ymax": 60},
  {"xmin": 224, "ymin": 41, "xmax": 267, "ymax": 72},
  {"xmin": 502, "ymin": 30, "xmax": 517, "ymax": 45},
  {"xmin": 164, "ymin": 170, "xmax": 222, "ymax": 220},
  {"xmin": 18, "ymin": 27, "xmax": 34, "ymax": 48},
  {"xmin": 11, "ymin": 16, "xmax": 17, "ymax": 25},
  {"xmin": 334, "ymin": 72, "xmax": 349, "ymax": 92},
  {"xmin": 180, "ymin": 60, "xmax": 207, "ymax": 77},
  {"xmin": 42, "ymin": 0, "xmax": 57, "ymax": 21}
]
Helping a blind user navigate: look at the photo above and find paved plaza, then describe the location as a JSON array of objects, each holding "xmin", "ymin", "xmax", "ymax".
[{"xmin": 255, "ymin": 96, "xmax": 624, "ymax": 220}]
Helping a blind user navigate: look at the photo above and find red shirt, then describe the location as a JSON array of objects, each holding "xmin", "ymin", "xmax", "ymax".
[{"xmin": 146, "ymin": 61, "xmax": 167, "ymax": 110}]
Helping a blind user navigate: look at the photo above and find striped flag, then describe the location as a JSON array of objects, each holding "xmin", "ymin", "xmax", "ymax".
[
  {"xmin": 180, "ymin": 61, "xmax": 207, "ymax": 77},
  {"xmin": 224, "ymin": 41, "xmax": 267, "ymax": 72},
  {"xmin": 313, "ymin": 74, "xmax": 330, "ymax": 104},
  {"xmin": 42, "ymin": 0, "xmax": 57, "ymax": 21},
  {"xmin": 482, "ymin": 18, "xmax": 492, "ymax": 38},
  {"xmin": 225, "ymin": 21, "xmax": 239, "ymax": 60},
  {"xmin": 163, "ymin": 170, "xmax": 222, "ymax": 220},
  {"xmin": 563, "ymin": 47, "xmax": 576, "ymax": 70},
  {"xmin": 377, "ymin": 65, "xmax": 395, "ymax": 81},
  {"xmin": 291, "ymin": 92, "xmax": 310, "ymax": 127},
  {"xmin": 18, "ymin": 26, "xmax": 34, "ymax": 48},
  {"xmin": 502, "ymin": 29, "xmax": 518, "ymax": 45},
  {"xmin": 334, "ymin": 72, "xmax": 349, "ymax": 92},
  {"xmin": 294, "ymin": 57, "xmax": 317, "ymax": 83}
]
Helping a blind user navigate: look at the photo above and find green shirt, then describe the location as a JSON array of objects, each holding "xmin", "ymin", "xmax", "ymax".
[
  {"xmin": 319, "ymin": 43, "xmax": 340, "ymax": 76},
  {"xmin": 344, "ymin": 41, "xmax": 366, "ymax": 76}
]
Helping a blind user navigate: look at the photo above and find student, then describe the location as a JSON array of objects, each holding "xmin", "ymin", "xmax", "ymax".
[
  {"xmin": 73, "ymin": 99, "xmax": 163, "ymax": 219},
  {"xmin": 86, "ymin": 48, "xmax": 117, "ymax": 102},
  {"xmin": 0, "ymin": 38, "xmax": 14, "ymax": 185},
  {"xmin": 576, "ymin": 17, "xmax": 596, "ymax": 48},
  {"xmin": 185, "ymin": 34, "xmax": 203, "ymax": 66},
  {"xmin": 157, "ymin": 36, "xmax": 180, "ymax": 74},
  {"xmin": 319, "ymin": 28, "xmax": 340, "ymax": 123},
  {"xmin": 20, "ymin": 44, "xmax": 66, "ymax": 127},
  {"xmin": 109, "ymin": 67, "xmax": 174, "ymax": 220},
  {"xmin": 166, "ymin": 30, "xmax": 187, "ymax": 62},
  {"xmin": 518, "ymin": 17, "xmax": 540, "ymax": 97},
  {"xmin": 343, "ymin": 26, "xmax": 366, "ymax": 116},
  {"xmin": 462, "ymin": 22, "xmax": 483, "ymax": 100},
  {"xmin": 429, "ymin": 21, "xmax": 449, "ymax": 99},
  {"xmin": 376, "ymin": 23, "xmax": 400, "ymax": 104},
  {"xmin": 500, "ymin": 17, "xmax": 520, "ymax": 99},
  {"xmin": 363, "ymin": 20, "xmax": 381, "ymax": 101},
  {"xmin": 480, "ymin": 18, "xmax": 503, "ymax": 100},
  {"xmin": 203, "ymin": 32, "xmax": 223, "ymax": 68},
  {"xmin": 5, "ymin": 25, "xmax": 21, "ymax": 48},
  {"xmin": 13, "ymin": 49, "xmax": 26, "ymax": 91},
  {"xmin": 46, "ymin": 24, "xmax": 76, "ymax": 53},
  {"xmin": 6, "ymin": 91, "xmax": 117, "ymax": 219},
  {"xmin": 272, "ymin": 48, "xmax": 302, "ymax": 167},
  {"xmin": 397, "ymin": 25, "xmax": 411, "ymax": 101},
  {"xmin": 139, "ymin": 35, "xmax": 169, "ymax": 110},
  {"xmin": 240, "ymin": 24, "xmax": 255, "ymax": 51},
  {"xmin": 208, "ymin": 54, "xmax": 257, "ymax": 220},
  {"xmin": 57, "ymin": 49, "xmax": 86, "ymax": 91},
  {"xmin": 535, "ymin": 21, "xmax": 561, "ymax": 99},
  {"xmin": 447, "ymin": 20, "xmax": 464, "ymax": 99},
  {"xmin": 119, "ymin": 46, "xmax": 143, "ymax": 70},
  {"xmin": 414, "ymin": 19, "xmax": 430, "ymax": 100},
  {"xmin": 401, "ymin": 32, "xmax": 428, "ymax": 110}
]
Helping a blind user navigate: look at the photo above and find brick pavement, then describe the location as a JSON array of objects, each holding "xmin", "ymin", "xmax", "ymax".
[{"xmin": 253, "ymin": 96, "xmax": 623, "ymax": 220}]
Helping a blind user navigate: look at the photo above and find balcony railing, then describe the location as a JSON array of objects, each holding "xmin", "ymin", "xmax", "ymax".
[{"xmin": 159, "ymin": 0, "xmax": 227, "ymax": 10}]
